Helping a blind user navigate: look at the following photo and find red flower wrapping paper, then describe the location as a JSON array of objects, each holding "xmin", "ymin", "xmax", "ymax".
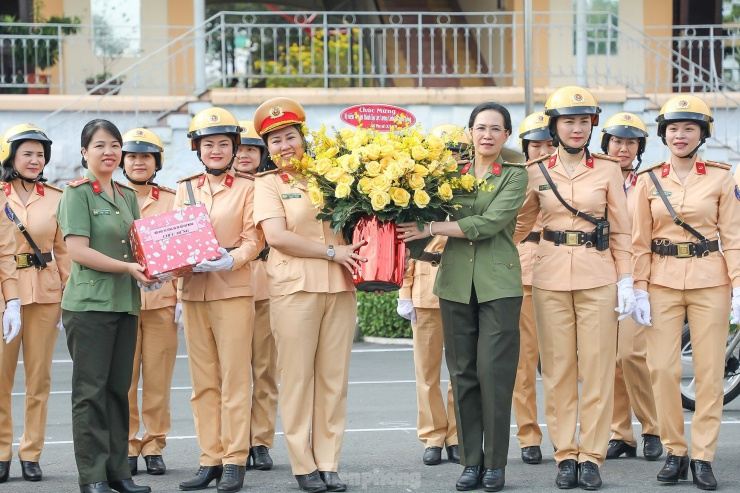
[{"xmin": 129, "ymin": 204, "xmax": 220, "ymax": 279}]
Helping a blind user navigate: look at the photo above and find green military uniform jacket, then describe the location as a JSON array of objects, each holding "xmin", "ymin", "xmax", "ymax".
[
  {"xmin": 410, "ymin": 149, "xmax": 528, "ymax": 304},
  {"xmin": 57, "ymin": 171, "xmax": 141, "ymax": 316}
]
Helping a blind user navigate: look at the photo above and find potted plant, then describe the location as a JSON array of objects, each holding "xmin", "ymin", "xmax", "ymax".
[
  {"xmin": 0, "ymin": 14, "xmax": 81, "ymax": 94},
  {"xmin": 85, "ymin": 13, "xmax": 127, "ymax": 95}
]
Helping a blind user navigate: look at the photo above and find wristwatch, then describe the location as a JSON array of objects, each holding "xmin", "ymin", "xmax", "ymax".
[{"xmin": 326, "ymin": 245, "xmax": 336, "ymax": 261}]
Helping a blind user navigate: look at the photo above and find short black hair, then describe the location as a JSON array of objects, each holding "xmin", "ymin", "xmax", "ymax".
[
  {"xmin": 80, "ymin": 119, "xmax": 122, "ymax": 169},
  {"xmin": 467, "ymin": 102, "xmax": 513, "ymax": 134}
]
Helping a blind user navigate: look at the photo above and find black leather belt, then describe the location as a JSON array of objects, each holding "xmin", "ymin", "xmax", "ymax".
[
  {"xmin": 521, "ymin": 231, "xmax": 541, "ymax": 244},
  {"xmin": 418, "ymin": 252, "xmax": 442, "ymax": 266},
  {"xmin": 15, "ymin": 252, "xmax": 53, "ymax": 269},
  {"xmin": 542, "ymin": 229, "xmax": 597, "ymax": 247},
  {"xmin": 651, "ymin": 239, "xmax": 720, "ymax": 258}
]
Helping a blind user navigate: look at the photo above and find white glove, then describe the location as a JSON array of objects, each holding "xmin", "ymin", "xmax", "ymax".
[
  {"xmin": 137, "ymin": 280, "xmax": 163, "ymax": 292},
  {"xmin": 615, "ymin": 276, "xmax": 636, "ymax": 321},
  {"xmin": 174, "ymin": 302, "xmax": 184, "ymax": 332},
  {"xmin": 632, "ymin": 289, "xmax": 652, "ymax": 326},
  {"xmin": 731, "ymin": 287, "xmax": 740, "ymax": 325},
  {"xmin": 56, "ymin": 317, "xmax": 64, "ymax": 332},
  {"xmin": 2, "ymin": 299, "xmax": 22, "ymax": 344},
  {"xmin": 396, "ymin": 298, "xmax": 416, "ymax": 323},
  {"xmin": 193, "ymin": 247, "xmax": 234, "ymax": 273}
]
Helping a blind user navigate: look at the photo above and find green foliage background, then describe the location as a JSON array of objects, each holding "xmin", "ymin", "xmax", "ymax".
[{"xmin": 357, "ymin": 292, "xmax": 412, "ymax": 339}]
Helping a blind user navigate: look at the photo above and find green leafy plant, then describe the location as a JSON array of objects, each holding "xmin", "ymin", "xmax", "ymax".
[
  {"xmin": 0, "ymin": 14, "xmax": 81, "ymax": 72},
  {"xmin": 357, "ymin": 292, "xmax": 412, "ymax": 339}
]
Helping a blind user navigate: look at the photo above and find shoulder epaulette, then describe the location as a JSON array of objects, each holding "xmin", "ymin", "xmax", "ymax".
[
  {"xmin": 705, "ymin": 160, "xmax": 732, "ymax": 171},
  {"xmin": 591, "ymin": 152, "xmax": 621, "ymax": 163},
  {"xmin": 67, "ymin": 177, "xmax": 90, "ymax": 188},
  {"xmin": 499, "ymin": 147, "xmax": 526, "ymax": 164},
  {"xmin": 236, "ymin": 171, "xmax": 255, "ymax": 181},
  {"xmin": 114, "ymin": 181, "xmax": 135, "ymax": 191},
  {"xmin": 177, "ymin": 172, "xmax": 205, "ymax": 183},
  {"xmin": 636, "ymin": 162, "xmax": 664, "ymax": 175},
  {"xmin": 43, "ymin": 182, "xmax": 63, "ymax": 193},
  {"xmin": 157, "ymin": 185, "xmax": 177, "ymax": 194},
  {"xmin": 255, "ymin": 169, "xmax": 279, "ymax": 177},
  {"xmin": 524, "ymin": 154, "xmax": 551, "ymax": 167}
]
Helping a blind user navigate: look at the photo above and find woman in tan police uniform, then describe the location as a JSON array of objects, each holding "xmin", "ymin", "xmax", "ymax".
[
  {"xmin": 599, "ymin": 113, "xmax": 662, "ymax": 463},
  {"xmin": 632, "ymin": 95, "xmax": 740, "ymax": 490},
  {"xmin": 234, "ymin": 121, "xmax": 278, "ymax": 471},
  {"xmin": 513, "ymin": 111, "xmax": 554, "ymax": 466},
  {"xmin": 0, "ymin": 124, "xmax": 68, "ymax": 483},
  {"xmin": 253, "ymin": 97, "xmax": 365, "ymax": 493},
  {"xmin": 515, "ymin": 86, "xmax": 635, "ymax": 490},
  {"xmin": 120, "ymin": 128, "xmax": 180, "ymax": 477},
  {"xmin": 175, "ymin": 108, "xmax": 264, "ymax": 493}
]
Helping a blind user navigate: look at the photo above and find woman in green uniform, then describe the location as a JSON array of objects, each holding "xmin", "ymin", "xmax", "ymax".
[{"xmin": 57, "ymin": 119, "xmax": 158, "ymax": 493}]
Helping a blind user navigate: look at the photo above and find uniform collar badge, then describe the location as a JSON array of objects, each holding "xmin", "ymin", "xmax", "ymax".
[
  {"xmin": 548, "ymin": 155, "xmax": 557, "ymax": 169},
  {"xmin": 491, "ymin": 162, "xmax": 502, "ymax": 176},
  {"xmin": 35, "ymin": 182, "xmax": 45, "ymax": 196},
  {"xmin": 460, "ymin": 162, "xmax": 472, "ymax": 175},
  {"xmin": 279, "ymin": 172, "xmax": 291, "ymax": 184},
  {"xmin": 2, "ymin": 182, "xmax": 10, "ymax": 197},
  {"xmin": 197, "ymin": 175, "xmax": 206, "ymax": 188},
  {"xmin": 224, "ymin": 174, "xmax": 234, "ymax": 188},
  {"xmin": 661, "ymin": 162, "xmax": 670, "ymax": 178},
  {"xmin": 150, "ymin": 186, "xmax": 160, "ymax": 200},
  {"xmin": 695, "ymin": 161, "xmax": 706, "ymax": 175},
  {"xmin": 91, "ymin": 180, "xmax": 103, "ymax": 194},
  {"xmin": 585, "ymin": 156, "xmax": 594, "ymax": 169}
]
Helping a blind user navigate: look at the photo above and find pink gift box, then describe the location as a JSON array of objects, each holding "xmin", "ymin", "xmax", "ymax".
[{"xmin": 129, "ymin": 204, "xmax": 220, "ymax": 280}]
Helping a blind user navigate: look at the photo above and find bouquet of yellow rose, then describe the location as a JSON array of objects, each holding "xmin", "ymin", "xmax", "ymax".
[{"xmin": 297, "ymin": 124, "xmax": 470, "ymax": 235}]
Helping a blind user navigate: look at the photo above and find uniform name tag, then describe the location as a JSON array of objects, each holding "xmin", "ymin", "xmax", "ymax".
[
  {"xmin": 538, "ymin": 184, "xmax": 552, "ymax": 191},
  {"xmin": 652, "ymin": 190, "xmax": 672, "ymax": 197},
  {"xmin": 281, "ymin": 193, "xmax": 302, "ymax": 199},
  {"xmin": 92, "ymin": 209, "xmax": 111, "ymax": 215}
]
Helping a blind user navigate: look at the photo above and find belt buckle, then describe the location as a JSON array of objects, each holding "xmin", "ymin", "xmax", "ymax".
[
  {"xmin": 15, "ymin": 254, "xmax": 31, "ymax": 269},
  {"xmin": 564, "ymin": 231, "xmax": 581, "ymax": 247},
  {"xmin": 676, "ymin": 242, "xmax": 693, "ymax": 258}
]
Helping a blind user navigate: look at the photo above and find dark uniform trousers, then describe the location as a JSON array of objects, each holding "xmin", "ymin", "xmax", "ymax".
[
  {"xmin": 439, "ymin": 289, "xmax": 522, "ymax": 469},
  {"xmin": 63, "ymin": 310, "xmax": 138, "ymax": 485}
]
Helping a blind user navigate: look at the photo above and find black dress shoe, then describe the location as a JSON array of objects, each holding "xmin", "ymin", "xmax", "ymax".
[
  {"xmin": 80, "ymin": 482, "xmax": 115, "ymax": 493},
  {"xmin": 657, "ymin": 454, "xmax": 689, "ymax": 483},
  {"xmin": 642, "ymin": 434, "xmax": 663, "ymax": 461},
  {"xmin": 578, "ymin": 461, "xmax": 602, "ymax": 490},
  {"xmin": 555, "ymin": 459, "xmax": 578, "ymax": 489},
  {"xmin": 143, "ymin": 455, "xmax": 165, "ymax": 475},
  {"xmin": 521, "ymin": 446, "xmax": 543, "ymax": 464},
  {"xmin": 690, "ymin": 459, "xmax": 717, "ymax": 490},
  {"xmin": 606, "ymin": 439, "xmax": 636, "ymax": 459},
  {"xmin": 446, "ymin": 445, "xmax": 460, "ymax": 464},
  {"xmin": 217, "ymin": 464, "xmax": 245, "ymax": 492},
  {"xmin": 20, "ymin": 460, "xmax": 42, "ymax": 481},
  {"xmin": 482, "ymin": 468, "xmax": 505, "ymax": 492},
  {"xmin": 179, "ymin": 465, "xmax": 223, "ymax": 491},
  {"xmin": 423, "ymin": 446, "xmax": 443, "ymax": 465},
  {"xmin": 249, "ymin": 446, "xmax": 273, "ymax": 471},
  {"xmin": 0, "ymin": 461, "xmax": 9, "ymax": 483},
  {"xmin": 128, "ymin": 456, "xmax": 138, "ymax": 476},
  {"xmin": 456, "ymin": 465, "xmax": 482, "ymax": 491},
  {"xmin": 295, "ymin": 470, "xmax": 327, "ymax": 493},
  {"xmin": 319, "ymin": 471, "xmax": 347, "ymax": 492},
  {"xmin": 110, "ymin": 479, "xmax": 151, "ymax": 493}
]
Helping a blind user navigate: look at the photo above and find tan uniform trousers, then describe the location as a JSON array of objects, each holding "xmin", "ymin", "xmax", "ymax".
[
  {"xmin": 611, "ymin": 316, "xmax": 659, "ymax": 445},
  {"xmin": 411, "ymin": 308, "xmax": 457, "ymax": 448},
  {"xmin": 183, "ymin": 297, "xmax": 254, "ymax": 466},
  {"xmin": 270, "ymin": 291, "xmax": 356, "ymax": 475},
  {"xmin": 533, "ymin": 284, "xmax": 618, "ymax": 465},
  {"xmin": 128, "ymin": 306, "xmax": 178, "ymax": 457},
  {"xmin": 646, "ymin": 284, "xmax": 730, "ymax": 461},
  {"xmin": 0, "ymin": 302, "xmax": 60, "ymax": 461},
  {"xmin": 250, "ymin": 299, "xmax": 278, "ymax": 448},
  {"xmin": 513, "ymin": 285, "xmax": 543, "ymax": 448}
]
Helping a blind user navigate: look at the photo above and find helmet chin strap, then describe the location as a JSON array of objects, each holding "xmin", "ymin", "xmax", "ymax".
[
  {"xmin": 123, "ymin": 170, "xmax": 155, "ymax": 185},
  {"xmin": 198, "ymin": 151, "xmax": 236, "ymax": 176},
  {"xmin": 11, "ymin": 168, "xmax": 43, "ymax": 184},
  {"xmin": 555, "ymin": 133, "xmax": 592, "ymax": 154}
]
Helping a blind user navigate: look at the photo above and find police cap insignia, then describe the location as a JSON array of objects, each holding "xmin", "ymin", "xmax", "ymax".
[
  {"xmin": 677, "ymin": 99, "xmax": 689, "ymax": 108},
  {"xmin": 209, "ymin": 113, "xmax": 219, "ymax": 123},
  {"xmin": 269, "ymin": 106, "xmax": 284, "ymax": 118},
  {"xmin": 573, "ymin": 93, "xmax": 584, "ymax": 103}
]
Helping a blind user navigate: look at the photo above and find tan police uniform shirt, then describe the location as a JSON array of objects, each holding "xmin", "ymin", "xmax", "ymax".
[
  {"xmin": 174, "ymin": 171, "xmax": 264, "ymax": 301},
  {"xmin": 3, "ymin": 181, "xmax": 69, "ymax": 305},
  {"xmin": 515, "ymin": 153, "xmax": 632, "ymax": 291},
  {"xmin": 517, "ymin": 218, "xmax": 542, "ymax": 287},
  {"xmin": 138, "ymin": 185, "xmax": 178, "ymax": 310},
  {"xmin": 632, "ymin": 160, "xmax": 740, "ymax": 291},
  {"xmin": 253, "ymin": 169, "xmax": 353, "ymax": 296},
  {"xmin": 400, "ymin": 235, "xmax": 446, "ymax": 309},
  {"xmin": 0, "ymin": 194, "xmax": 18, "ymax": 311}
]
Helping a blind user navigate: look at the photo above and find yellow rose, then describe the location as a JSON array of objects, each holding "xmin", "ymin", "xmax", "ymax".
[
  {"xmin": 365, "ymin": 160, "xmax": 382, "ymax": 177},
  {"xmin": 438, "ymin": 182, "xmax": 453, "ymax": 201},
  {"xmin": 408, "ymin": 173, "xmax": 425, "ymax": 190},
  {"xmin": 385, "ymin": 162, "xmax": 404, "ymax": 180},
  {"xmin": 357, "ymin": 177, "xmax": 373, "ymax": 194},
  {"xmin": 390, "ymin": 187, "xmax": 411, "ymax": 207},
  {"xmin": 312, "ymin": 157, "xmax": 332, "ymax": 176},
  {"xmin": 446, "ymin": 158, "xmax": 459, "ymax": 172},
  {"xmin": 318, "ymin": 146, "xmax": 339, "ymax": 159},
  {"xmin": 425, "ymin": 135, "xmax": 445, "ymax": 160},
  {"xmin": 379, "ymin": 144, "xmax": 396, "ymax": 158},
  {"xmin": 338, "ymin": 173, "xmax": 354, "ymax": 186},
  {"xmin": 413, "ymin": 189, "xmax": 431, "ymax": 208},
  {"xmin": 370, "ymin": 191, "xmax": 391, "ymax": 211},
  {"xmin": 371, "ymin": 175, "xmax": 392, "ymax": 192},
  {"xmin": 361, "ymin": 143, "xmax": 381, "ymax": 161},
  {"xmin": 411, "ymin": 145, "xmax": 429, "ymax": 161},
  {"xmin": 413, "ymin": 164, "xmax": 430, "ymax": 177},
  {"xmin": 335, "ymin": 183, "xmax": 352, "ymax": 199},
  {"xmin": 339, "ymin": 128, "xmax": 354, "ymax": 141},
  {"xmin": 325, "ymin": 167, "xmax": 344, "ymax": 183},
  {"xmin": 308, "ymin": 186, "xmax": 325, "ymax": 208},
  {"xmin": 460, "ymin": 174, "xmax": 476, "ymax": 191}
]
